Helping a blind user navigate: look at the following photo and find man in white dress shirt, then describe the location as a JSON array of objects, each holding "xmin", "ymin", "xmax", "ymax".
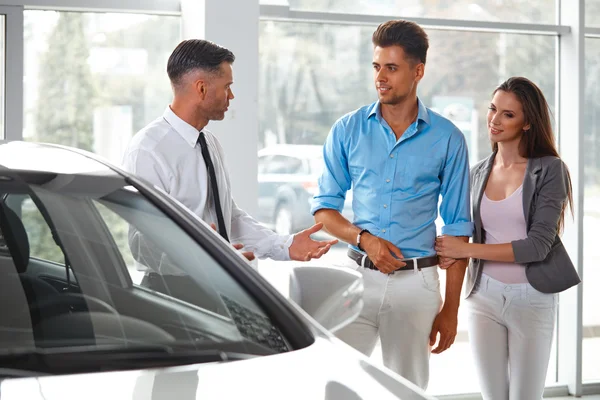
[{"xmin": 122, "ymin": 39, "xmax": 336, "ymax": 299}]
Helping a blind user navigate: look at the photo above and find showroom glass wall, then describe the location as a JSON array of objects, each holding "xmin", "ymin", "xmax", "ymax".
[
  {"xmin": 584, "ymin": 35, "xmax": 600, "ymax": 383},
  {"xmin": 22, "ymin": 10, "xmax": 180, "ymax": 165}
]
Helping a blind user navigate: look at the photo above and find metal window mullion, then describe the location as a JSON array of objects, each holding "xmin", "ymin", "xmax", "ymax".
[
  {"xmin": 259, "ymin": 4, "xmax": 568, "ymax": 35},
  {"xmin": 557, "ymin": 0, "xmax": 585, "ymax": 396},
  {"xmin": 583, "ymin": 382, "xmax": 600, "ymax": 395},
  {"xmin": 0, "ymin": 0, "xmax": 180, "ymax": 15},
  {"xmin": 1, "ymin": 5, "xmax": 23, "ymax": 141},
  {"xmin": 585, "ymin": 27, "xmax": 600, "ymax": 38}
]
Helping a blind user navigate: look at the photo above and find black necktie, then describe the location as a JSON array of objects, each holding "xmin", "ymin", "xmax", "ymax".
[{"xmin": 198, "ymin": 131, "xmax": 229, "ymax": 242}]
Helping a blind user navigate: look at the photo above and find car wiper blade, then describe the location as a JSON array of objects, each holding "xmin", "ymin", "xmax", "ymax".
[{"xmin": 0, "ymin": 345, "xmax": 257, "ymax": 375}]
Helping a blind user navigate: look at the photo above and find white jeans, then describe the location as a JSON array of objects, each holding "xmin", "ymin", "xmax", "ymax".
[
  {"xmin": 467, "ymin": 273, "xmax": 557, "ymax": 400},
  {"xmin": 334, "ymin": 258, "xmax": 443, "ymax": 389}
]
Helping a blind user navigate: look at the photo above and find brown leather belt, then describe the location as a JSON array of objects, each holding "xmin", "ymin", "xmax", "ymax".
[{"xmin": 347, "ymin": 248, "xmax": 438, "ymax": 274}]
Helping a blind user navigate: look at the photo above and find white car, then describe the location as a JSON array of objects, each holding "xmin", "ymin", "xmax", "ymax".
[
  {"xmin": 257, "ymin": 144, "xmax": 354, "ymax": 235},
  {"xmin": 0, "ymin": 141, "xmax": 436, "ymax": 400}
]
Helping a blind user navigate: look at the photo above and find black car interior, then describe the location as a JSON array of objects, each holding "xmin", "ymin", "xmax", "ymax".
[
  {"xmin": 0, "ymin": 202, "xmax": 177, "ymax": 348},
  {"xmin": 0, "ymin": 175, "xmax": 291, "ymax": 358}
]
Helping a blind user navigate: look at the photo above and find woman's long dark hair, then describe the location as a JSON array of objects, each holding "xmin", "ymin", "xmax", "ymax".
[{"xmin": 492, "ymin": 77, "xmax": 573, "ymax": 233}]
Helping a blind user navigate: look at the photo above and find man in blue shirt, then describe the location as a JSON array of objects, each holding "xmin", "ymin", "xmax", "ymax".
[{"xmin": 311, "ymin": 20, "xmax": 473, "ymax": 390}]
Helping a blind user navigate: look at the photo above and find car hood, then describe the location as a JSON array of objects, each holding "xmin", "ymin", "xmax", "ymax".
[{"xmin": 0, "ymin": 337, "xmax": 435, "ymax": 400}]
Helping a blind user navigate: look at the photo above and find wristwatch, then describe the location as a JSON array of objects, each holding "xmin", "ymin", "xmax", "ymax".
[{"xmin": 356, "ymin": 229, "xmax": 370, "ymax": 251}]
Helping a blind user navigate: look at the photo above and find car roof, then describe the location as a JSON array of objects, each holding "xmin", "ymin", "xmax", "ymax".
[
  {"xmin": 257, "ymin": 144, "xmax": 323, "ymax": 159},
  {"xmin": 0, "ymin": 141, "xmax": 122, "ymax": 177}
]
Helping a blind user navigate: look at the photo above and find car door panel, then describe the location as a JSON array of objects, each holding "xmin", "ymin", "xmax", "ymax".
[{"xmin": 25, "ymin": 258, "xmax": 80, "ymax": 293}]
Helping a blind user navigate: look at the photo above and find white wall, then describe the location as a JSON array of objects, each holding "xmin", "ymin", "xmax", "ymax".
[{"xmin": 181, "ymin": 0, "xmax": 259, "ymax": 215}]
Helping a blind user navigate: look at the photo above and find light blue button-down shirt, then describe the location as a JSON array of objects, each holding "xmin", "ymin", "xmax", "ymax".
[{"xmin": 311, "ymin": 99, "xmax": 474, "ymax": 258}]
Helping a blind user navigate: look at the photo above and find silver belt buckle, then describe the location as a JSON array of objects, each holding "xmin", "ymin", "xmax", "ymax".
[{"xmin": 411, "ymin": 257, "xmax": 419, "ymax": 273}]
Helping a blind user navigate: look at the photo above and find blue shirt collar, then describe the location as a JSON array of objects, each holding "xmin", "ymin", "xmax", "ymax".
[{"xmin": 367, "ymin": 98, "xmax": 431, "ymax": 127}]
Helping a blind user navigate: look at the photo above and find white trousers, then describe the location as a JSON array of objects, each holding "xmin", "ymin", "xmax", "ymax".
[
  {"xmin": 334, "ymin": 259, "xmax": 442, "ymax": 389},
  {"xmin": 466, "ymin": 273, "xmax": 557, "ymax": 400}
]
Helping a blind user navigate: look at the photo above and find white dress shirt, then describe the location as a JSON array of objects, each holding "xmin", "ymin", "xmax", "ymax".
[{"xmin": 122, "ymin": 106, "xmax": 293, "ymax": 265}]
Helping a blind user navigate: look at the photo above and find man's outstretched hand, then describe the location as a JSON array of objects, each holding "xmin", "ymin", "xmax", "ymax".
[{"xmin": 289, "ymin": 222, "xmax": 338, "ymax": 261}]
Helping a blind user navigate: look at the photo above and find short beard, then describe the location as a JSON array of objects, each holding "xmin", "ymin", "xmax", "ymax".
[
  {"xmin": 379, "ymin": 93, "xmax": 407, "ymax": 105},
  {"xmin": 208, "ymin": 110, "xmax": 226, "ymax": 121}
]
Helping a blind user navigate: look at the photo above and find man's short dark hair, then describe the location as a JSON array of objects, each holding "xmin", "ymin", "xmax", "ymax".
[
  {"xmin": 372, "ymin": 20, "xmax": 429, "ymax": 65},
  {"xmin": 167, "ymin": 39, "xmax": 235, "ymax": 86}
]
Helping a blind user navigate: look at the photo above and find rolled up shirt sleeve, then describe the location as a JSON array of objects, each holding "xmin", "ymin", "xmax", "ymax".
[
  {"xmin": 311, "ymin": 120, "xmax": 352, "ymax": 215},
  {"xmin": 439, "ymin": 128, "xmax": 474, "ymax": 237}
]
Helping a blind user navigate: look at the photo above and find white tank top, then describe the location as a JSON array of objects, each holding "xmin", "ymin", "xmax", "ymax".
[{"xmin": 480, "ymin": 184, "xmax": 529, "ymax": 284}]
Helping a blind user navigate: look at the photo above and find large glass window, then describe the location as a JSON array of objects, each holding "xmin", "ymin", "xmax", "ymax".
[
  {"xmin": 259, "ymin": 21, "xmax": 555, "ymax": 165},
  {"xmin": 583, "ymin": 37, "xmax": 600, "ymax": 382},
  {"xmin": 279, "ymin": 0, "xmax": 556, "ymax": 24},
  {"xmin": 23, "ymin": 11, "xmax": 180, "ymax": 165},
  {"xmin": 259, "ymin": 21, "xmax": 557, "ymax": 395},
  {"xmin": 586, "ymin": 0, "xmax": 600, "ymax": 26}
]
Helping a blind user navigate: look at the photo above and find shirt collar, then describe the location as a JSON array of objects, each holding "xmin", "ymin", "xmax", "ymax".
[
  {"xmin": 367, "ymin": 98, "xmax": 431, "ymax": 127},
  {"xmin": 162, "ymin": 106, "xmax": 201, "ymax": 148}
]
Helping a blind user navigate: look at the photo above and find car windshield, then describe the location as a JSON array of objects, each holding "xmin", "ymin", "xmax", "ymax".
[{"xmin": 0, "ymin": 169, "xmax": 290, "ymax": 368}]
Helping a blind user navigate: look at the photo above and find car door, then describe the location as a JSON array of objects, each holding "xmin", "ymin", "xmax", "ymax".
[
  {"xmin": 257, "ymin": 155, "xmax": 294, "ymax": 226},
  {"xmin": 257, "ymin": 155, "xmax": 274, "ymax": 223}
]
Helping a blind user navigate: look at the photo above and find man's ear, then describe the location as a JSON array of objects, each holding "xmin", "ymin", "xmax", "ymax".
[
  {"xmin": 414, "ymin": 63, "xmax": 425, "ymax": 83},
  {"xmin": 195, "ymin": 79, "xmax": 208, "ymax": 100}
]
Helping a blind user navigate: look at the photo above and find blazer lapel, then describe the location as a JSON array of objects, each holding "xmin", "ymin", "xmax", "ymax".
[
  {"xmin": 473, "ymin": 152, "xmax": 496, "ymax": 238},
  {"xmin": 522, "ymin": 158, "xmax": 542, "ymax": 225}
]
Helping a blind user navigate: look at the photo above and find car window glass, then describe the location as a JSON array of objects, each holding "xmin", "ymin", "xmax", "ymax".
[
  {"xmin": 266, "ymin": 155, "xmax": 303, "ymax": 174},
  {"xmin": 0, "ymin": 176, "xmax": 291, "ymax": 356},
  {"xmin": 7, "ymin": 195, "xmax": 65, "ymax": 265},
  {"xmin": 91, "ymin": 189, "xmax": 291, "ymax": 353},
  {"xmin": 94, "ymin": 202, "xmax": 141, "ymax": 283},
  {"xmin": 257, "ymin": 155, "xmax": 271, "ymax": 174}
]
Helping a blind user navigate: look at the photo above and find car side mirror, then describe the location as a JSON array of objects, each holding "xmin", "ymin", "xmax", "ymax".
[{"xmin": 288, "ymin": 266, "xmax": 363, "ymax": 333}]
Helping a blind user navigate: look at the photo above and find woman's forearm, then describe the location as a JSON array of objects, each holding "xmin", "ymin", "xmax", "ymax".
[{"xmin": 465, "ymin": 243, "xmax": 515, "ymax": 262}]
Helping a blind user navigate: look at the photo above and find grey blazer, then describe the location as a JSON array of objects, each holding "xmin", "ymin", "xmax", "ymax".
[{"xmin": 465, "ymin": 152, "xmax": 581, "ymax": 296}]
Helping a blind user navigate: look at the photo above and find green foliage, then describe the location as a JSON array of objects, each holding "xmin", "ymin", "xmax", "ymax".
[
  {"xmin": 20, "ymin": 199, "xmax": 65, "ymax": 264},
  {"xmin": 258, "ymin": 0, "xmax": 566, "ymax": 166},
  {"xmin": 34, "ymin": 12, "xmax": 95, "ymax": 151},
  {"xmin": 95, "ymin": 15, "xmax": 179, "ymax": 133}
]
